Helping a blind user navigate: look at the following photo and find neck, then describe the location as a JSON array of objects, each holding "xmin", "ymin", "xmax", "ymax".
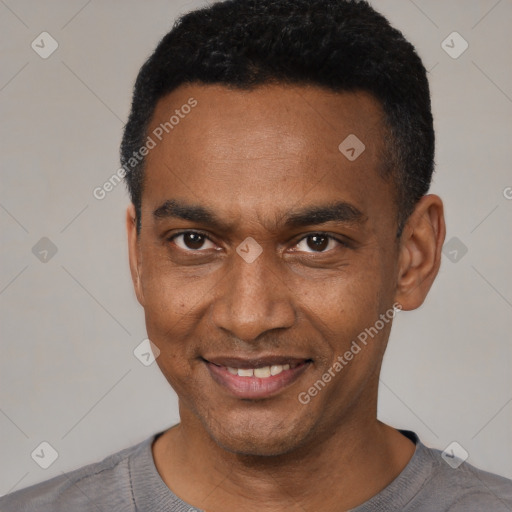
[{"xmin": 152, "ymin": 408, "xmax": 415, "ymax": 511}]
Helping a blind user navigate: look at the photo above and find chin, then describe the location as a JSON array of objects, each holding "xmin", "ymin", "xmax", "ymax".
[
  {"xmin": 215, "ymin": 431, "xmax": 304, "ymax": 457},
  {"xmin": 201, "ymin": 410, "xmax": 315, "ymax": 457}
]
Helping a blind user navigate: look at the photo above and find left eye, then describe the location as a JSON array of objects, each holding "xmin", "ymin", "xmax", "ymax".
[
  {"xmin": 171, "ymin": 232, "xmax": 216, "ymax": 251},
  {"xmin": 294, "ymin": 234, "xmax": 341, "ymax": 253}
]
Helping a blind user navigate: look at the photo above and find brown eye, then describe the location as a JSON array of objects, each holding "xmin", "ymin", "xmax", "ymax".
[
  {"xmin": 295, "ymin": 234, "xmax": 341, "ymax": 253},
  {"xmin": 306, "ymin": 235, "xmax": 329, "ymax": 251},
  {"xmin": 171, "ymin": 232, "xmax": 216, "ymax": 251}
]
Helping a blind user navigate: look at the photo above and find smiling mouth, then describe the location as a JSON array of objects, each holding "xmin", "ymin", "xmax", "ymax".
[{"xmin": 203, "ymin": 357, "xmax": 312, "ymax": 399}]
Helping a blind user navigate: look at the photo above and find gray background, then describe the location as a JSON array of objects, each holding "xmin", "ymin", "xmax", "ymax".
[{"xmin": 1, "ymin": 0, "xmax": 511, "ymax": 494}]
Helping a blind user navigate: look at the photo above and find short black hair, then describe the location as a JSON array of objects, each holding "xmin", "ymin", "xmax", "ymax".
[{"xmin": 121, "ymin": 0, "xmax": 434, "ymax": 235}]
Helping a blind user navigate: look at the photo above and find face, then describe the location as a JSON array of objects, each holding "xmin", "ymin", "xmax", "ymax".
[{"xmin": 128, "ymin": 83, "xmax": 404, "ymax": 456}]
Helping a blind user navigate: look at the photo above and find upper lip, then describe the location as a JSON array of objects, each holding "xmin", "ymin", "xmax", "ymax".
[{"xmin": 203, "ymin": 356, "xmax": 311, "ymax": 369}]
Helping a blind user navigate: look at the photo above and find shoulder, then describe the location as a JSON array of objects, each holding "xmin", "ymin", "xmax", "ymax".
[
  {"xmin": 363, "ymin": 431, "xmax": 512, "ymax": 512},
  {"xmin": 415, "ymin": 442, "xmax": 512, "ymax": 511},
  {"xmin": 0, "ymin": 436, "xmax": 153, "ymax": 512}
]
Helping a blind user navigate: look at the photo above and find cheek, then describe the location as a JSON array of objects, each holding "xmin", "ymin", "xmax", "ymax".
[
  {"xmin": 140, "ymin": 248, "xmax": 209, "ymax": 323},
  {"xmin": 139, "ymin": 257, "xmax": 206, "ymax": 376},
  {"xmin": 292, "ymin": 258, "xmax": 392, "ymax": 399},
  {"xmin": 294, "ymin": 263, "xmax": 385, "ymax": 336}
]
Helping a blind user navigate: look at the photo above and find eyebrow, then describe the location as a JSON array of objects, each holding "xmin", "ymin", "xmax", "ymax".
[
  {"xmin": 153, "ymin": 199, "xmax": 227, "ymax": 227},
  {"xmin": 153, "ymin": 199, "xmax": 366, "ymax": 231},
  {"xmin": 284, "ymin": 202, "xmax": 366, "ymax": 228}
]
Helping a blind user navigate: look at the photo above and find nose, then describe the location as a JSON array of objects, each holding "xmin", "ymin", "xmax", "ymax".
[{"xmin": 210, "ymin": 249, "xmax": 296, "ymax": 342}]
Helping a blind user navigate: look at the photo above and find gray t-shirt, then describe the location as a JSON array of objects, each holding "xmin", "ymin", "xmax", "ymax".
[{"xmin": 1, "ymin": 430, "xmax": 511, "ymax": 511}]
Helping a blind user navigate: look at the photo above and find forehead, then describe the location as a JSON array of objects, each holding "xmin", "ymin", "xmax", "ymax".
[{"xmin": 142, "ymin": 83, "xmax": 394, "ymax": 231}]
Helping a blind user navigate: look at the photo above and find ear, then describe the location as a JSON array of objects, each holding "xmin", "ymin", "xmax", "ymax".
[
  {"xmin": 126, "ymin": 204, "xmax": 145, "ymax": 307},
  {"xmin": 395, "ymin": 194, "xmax": 446, "ymax": 311}
]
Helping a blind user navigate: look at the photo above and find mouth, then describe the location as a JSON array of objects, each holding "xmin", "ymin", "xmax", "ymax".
[{"xmin": 202, "ymin": 356, "xmax": 312, "ymax": 399}]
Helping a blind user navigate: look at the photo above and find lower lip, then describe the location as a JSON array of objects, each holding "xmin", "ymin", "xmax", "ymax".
[{"xmin": 205, "ymin": 361, "xmax": 310, "ymax": 399}]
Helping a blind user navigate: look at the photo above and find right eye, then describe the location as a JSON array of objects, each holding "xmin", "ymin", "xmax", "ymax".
[{"xmin": 168, "ymin": 231, "xmax": 217, "ymax": 251}]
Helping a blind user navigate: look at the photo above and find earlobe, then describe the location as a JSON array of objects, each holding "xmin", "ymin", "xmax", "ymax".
[
  {"xmin": 126, "ymin": 204, "xmax": 145, "ymax": 307},
  {"xmin": 395, "ymin": 195, "xmax": 446, "ymax": 310}
]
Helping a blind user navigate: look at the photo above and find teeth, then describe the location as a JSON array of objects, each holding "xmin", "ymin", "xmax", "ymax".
[
  {"xmin": 225, "ymin": 364, "xmax": 294, "ymax": 378},
  {"xmin": 270, "ymin": 364, "xmax": 284, "ymax": 376},
  {"xmin": 254, "ymin": 366, "xmax": 271, "ymax": 378}
]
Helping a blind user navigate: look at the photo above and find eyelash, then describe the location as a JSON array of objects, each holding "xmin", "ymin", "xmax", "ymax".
[{"xmin": 167, "ymin": 230, "xmax": 349, "ymax": 253}]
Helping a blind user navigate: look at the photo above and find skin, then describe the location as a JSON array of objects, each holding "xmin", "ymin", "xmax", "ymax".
[{"xmin": 126, "ymin": 83, "xmax": 446, "ymax": 511}]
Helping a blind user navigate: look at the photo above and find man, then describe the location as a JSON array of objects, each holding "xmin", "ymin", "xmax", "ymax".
[{"xmin": 1, "ymin": 0, "xmax": 511, "ymax": 510}]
